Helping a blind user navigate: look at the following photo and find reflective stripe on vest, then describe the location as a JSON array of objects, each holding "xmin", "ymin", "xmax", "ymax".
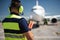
[
  {"xmin": 5, "ymin": 33, "xmax": 25, "ymax": 38},
  {"xmin": 6, "ymin": 14, "xmax": 22, "ymax": 19},
  {"xmin": 3, "ymin": 22, "xmax": 19, "ymax": 30}
]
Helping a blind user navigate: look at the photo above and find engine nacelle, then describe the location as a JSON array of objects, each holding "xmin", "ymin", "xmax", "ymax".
[{"xmin": 51, "ymin": 18, "xmax": 57, "ymax": 23}]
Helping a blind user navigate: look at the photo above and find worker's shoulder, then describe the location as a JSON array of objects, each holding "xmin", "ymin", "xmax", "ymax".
[
  {"xmin": 3, "ymin": 15, "xmax": 26, "ymax": 22},
  {"xmin": 6, "ymin": 14, "xmax": 22, "ymax": 19}
]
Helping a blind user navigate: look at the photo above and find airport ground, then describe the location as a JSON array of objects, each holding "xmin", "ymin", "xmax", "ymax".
[{"xmin": 0, "ymin": 22, "xmax": 60, "ymax": 40}]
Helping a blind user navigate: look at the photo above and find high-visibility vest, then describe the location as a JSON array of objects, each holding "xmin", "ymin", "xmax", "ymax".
[{"xmin": 2, "ymin": 14, "xmax": 27, "ymax": 40}]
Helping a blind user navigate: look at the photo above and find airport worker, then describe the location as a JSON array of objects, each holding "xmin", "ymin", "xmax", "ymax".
[
  {"xmin": 2, "ymin": 0, "xmax": 34, "ymax": 40},
  {"xmin": 44, "ymin": 19, "xmax": 48, "ymax": 25}
]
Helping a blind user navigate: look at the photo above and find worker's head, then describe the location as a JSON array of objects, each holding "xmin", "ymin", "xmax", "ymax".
[
  {"xmin": 11, "ymin": 0, "xmax": 21, "ymax": 7},
  {"xmin": 9, "ymin": 0, "xmax": 23, "ymax": 15}
]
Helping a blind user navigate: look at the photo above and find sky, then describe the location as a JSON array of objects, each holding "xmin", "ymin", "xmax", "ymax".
[{"xmin": 0, "ymin": 0, "xmax": 60, "ymax": 20}]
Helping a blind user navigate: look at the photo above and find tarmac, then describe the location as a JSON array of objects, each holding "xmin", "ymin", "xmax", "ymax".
[
  {"xmin": 0, "ymin": 22, "xmax": 60, "ymax": 40},
  {"xmin": 0, "ymin": 23, "xmax": 4, "ymax": 40}
]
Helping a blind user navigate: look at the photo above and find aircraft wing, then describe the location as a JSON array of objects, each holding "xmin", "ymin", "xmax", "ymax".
[{"xmin": 45, "ymin": 15, "xmax": 60, "ymax": 19}]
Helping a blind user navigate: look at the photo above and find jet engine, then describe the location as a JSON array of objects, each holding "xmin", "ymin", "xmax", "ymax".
[{"xmin": 51, "ymin": 18, "xmax": 57, "ymax": 23}]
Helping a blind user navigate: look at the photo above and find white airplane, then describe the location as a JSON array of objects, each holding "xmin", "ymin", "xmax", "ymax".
[
  {"xmin": 28, "ymin": 0, "xmax": 60, "ymax": 24},
  {"xmin": 23, "ymin": 0, "xmax": 60, "ymax": 26}
]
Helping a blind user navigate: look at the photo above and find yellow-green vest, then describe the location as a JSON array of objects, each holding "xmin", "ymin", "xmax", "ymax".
[{"xmin": 2, "ymin": 14, "xmax": 27, "ymax": 40}]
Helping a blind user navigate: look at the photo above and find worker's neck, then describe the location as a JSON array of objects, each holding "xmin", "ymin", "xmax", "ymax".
[{"xmin": 10, "ymin": 12, "xmax": 19, "ymax": 15}]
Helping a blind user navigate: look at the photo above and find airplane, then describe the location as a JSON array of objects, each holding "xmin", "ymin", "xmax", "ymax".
[
  {"xmin": 29, "ymin": 0, "xmax": 60, "ymax": 25},
  {"xmin": 23, "ymin": 0, "xmax": 60, "ymax": 27}
]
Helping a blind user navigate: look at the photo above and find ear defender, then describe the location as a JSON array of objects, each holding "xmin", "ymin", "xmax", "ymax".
[
  {"xmin": 8, "ymin": 5, "xmax": 24, "ymax": 14},
  {"xmin": 8, "ymin": 0, "xmax": 24, "ymax": 14},
  {"xmin": 19, "ymin": 5, "xmax": 24, "ymax": 14}
]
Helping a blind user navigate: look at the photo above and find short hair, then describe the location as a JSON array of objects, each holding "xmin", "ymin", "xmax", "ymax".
[{"xmin": 11, "ymin": 0, "xmax": 21, "ymax": 3}]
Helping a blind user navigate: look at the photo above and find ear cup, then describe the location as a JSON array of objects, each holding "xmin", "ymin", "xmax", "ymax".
[{"xmin": 19, "ymin": 6, "xmax": 24, "ymax": 14}]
